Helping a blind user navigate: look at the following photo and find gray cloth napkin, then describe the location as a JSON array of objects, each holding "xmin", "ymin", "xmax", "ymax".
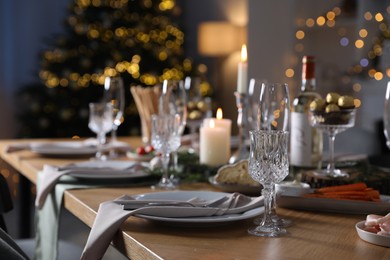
[
  {"xmin": 5, "ymin": 139, "xmax": 132, "ymax": 153},
  {"xmin": 34, "ymin": 166, "xmax": 151, "ymax": 260},
  {"xmin": 81, "ymin": 193, "xmax": 263, "ymax": 260},
  {"xmin": 35, "ymin": 165, "xmax": 69, "ymax": 209},
  {"xmin": 4, "ymin": 143, "xmax": 31, "ymax": 153},
  {"xmin": 35, "ymin": 163, "xmax": 147, "ymax": 209}
]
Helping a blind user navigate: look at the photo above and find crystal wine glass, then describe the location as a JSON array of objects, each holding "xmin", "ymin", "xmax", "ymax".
[
  {"xmin": 151, "ymin": 114, "xmax": 182, "ymax": 189},
  {"xmin": 104, "ymin": 76, "xmax": 125, "ymax": 157},
  {"xmin": 88, "ymin": 102, "xmax": 114, "ymax": 160},
  {"xmin": 183, "ymin": 76, "xmax": 212, "ymax": 152},
  {"xmin": 159, "ymin": 79, "xmax": 187, "ymax": 136},
  {"xmin": 309, "ymin": 108, "xmax": 356, "ymax": 177},
  {"xmin": 252, "ymin": 81, "xmax": 291, "ymax": 227},
  {"xmin": 384, "ymin": 82, "xmax": 390, "ymax": 149},
  {"xmin": 248, "ymin": 130, "xmax": 289, "ymax": 237},
  {"xmin": 159, "ymin": 79, "xmax": 187, "ymax": 174}
]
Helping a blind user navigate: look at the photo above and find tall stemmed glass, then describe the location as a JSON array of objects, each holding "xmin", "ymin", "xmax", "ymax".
[
  {"xmin": 159, "ymin": 79, "xmax": 187, "ymax": 173},
  {"xmin": 254, "ymin": 81, "xmax": 291, "ymax": 227},
  {"xmin": 104, "ymin": 76, "xmax": 125, "ymax": 156},
  {"xmin": 151, "ymin": 114, "xmax": 182, "ymax": 189},
  {"xmin": 384, "ymin": 82, "xmax": 390, "ymax": 149},
  {"xmin": 309, "ymin": 108, "xmax": 356, "ymax": 178},
  {"xmin": 88, "ymin": 103, "xmax": 113, "ymax": 160},
  {"xmin": 248, "ymin": 130, "xmax": 289, "ymax": 237},
  {"xmin": 184, "ymin": 76, "xmax": 212, "ymax": 152},
  {"xmin": 248, "ymin": 78, "xmax": 266, "ymax": 129}
]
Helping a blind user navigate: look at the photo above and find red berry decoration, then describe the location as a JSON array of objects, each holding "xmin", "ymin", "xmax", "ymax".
[
  {"xmin": 136, "ymin": 146, "xmax": 146, "ymax": 155},
  {"xmin": 145, "ymin": 145, "xmax": 154, "ymax": 153}
]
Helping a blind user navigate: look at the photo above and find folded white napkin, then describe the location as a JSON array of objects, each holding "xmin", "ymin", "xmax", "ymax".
[{"xmin": 81, "ymin": 193, "xmax": 263, "ymax": 260}]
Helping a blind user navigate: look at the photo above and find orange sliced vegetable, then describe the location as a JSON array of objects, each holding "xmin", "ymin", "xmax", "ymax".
[
  {"xmin": 315, "ymin": 182, "xmax": 367, "ymax": 193},
  {"xmin": 304, "ymin": 183, "xmax": 381, "ymax": 202}
]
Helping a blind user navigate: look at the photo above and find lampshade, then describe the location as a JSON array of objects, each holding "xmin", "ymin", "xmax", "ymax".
[{"xmin": 198, "ymin": 22, "xmax": 246, "ymax": 56}]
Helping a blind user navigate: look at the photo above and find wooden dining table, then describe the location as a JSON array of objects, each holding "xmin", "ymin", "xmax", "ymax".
[{"xmin": 0, "ymin": 137, "xmax": 389, "ymax": 259}]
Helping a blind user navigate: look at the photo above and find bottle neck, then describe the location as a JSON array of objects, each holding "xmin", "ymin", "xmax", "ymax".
[
  {"xmin": 301, "ymin": 56, "xmax": 316, "ymax": 92},
  {"xmin": 301, "ymin": 78, "xmax": 316, "ymax": 92}
]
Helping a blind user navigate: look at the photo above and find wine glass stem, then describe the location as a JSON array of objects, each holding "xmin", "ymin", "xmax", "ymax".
[
  {"xmin": 161, "ymin": 152, "xmax": 170, "ymax": 183},
  {"xmin": 172, "ymin": 151, "xmax": 179, "ymax": 172},
  {"xmin": 110, "ymin": 125, "xmax": 118, "ymax": 157},
  {"xmin": 189, "ymin": 125, "xmax": 198, "ymax": 152},
  {"xmin": 96, "ymin": 132, "xmax": 106, "ymax": 159},
  {"xmin": 111, "ymin": 125, "xmax": 118, "ymax": 143},
  {"xmin": 327, "ymin": 133, "xmax": 336, "ymax": 172},
  {"xmin": 261, "ymin": 185, "xmax": 274, "ymax": 227},
  {"xmin": 271, "ymin": 184, "xmax": 277, "ymax": 215}
]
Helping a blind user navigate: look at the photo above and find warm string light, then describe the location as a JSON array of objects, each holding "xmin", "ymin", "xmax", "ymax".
[
  {"xmin": 74, "ymin": 0, "xmax": 176, "ymax": 11},
  {"xmin": 289, "ymin": 5, "xmax": 390, "ymax": 84},
  {"xmin": 40, "ymin": 0, "xmax": 187, "ymax": 88}
]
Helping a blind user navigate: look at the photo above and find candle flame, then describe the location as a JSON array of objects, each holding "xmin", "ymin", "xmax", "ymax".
[
  {"xmin": 209, "ymin": 119, "xmax": 215, "ymax": 128},
  {"xmin": 241, "ymin": 44, "xmax": 247, "ymax": 62},
  {"xmin": 216, "ymin": 108, "xmax": 223, "ymax": 120}
]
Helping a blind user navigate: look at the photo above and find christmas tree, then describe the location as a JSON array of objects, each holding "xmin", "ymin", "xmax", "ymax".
[{"xmin": 16, "ymin": 0, "xmax": 211, "ymax": 138}]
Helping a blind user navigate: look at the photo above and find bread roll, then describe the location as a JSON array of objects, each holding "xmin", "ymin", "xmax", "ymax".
[{"xmin": 215, "ymin": 160, "xmax": 260, "ymax": 186}]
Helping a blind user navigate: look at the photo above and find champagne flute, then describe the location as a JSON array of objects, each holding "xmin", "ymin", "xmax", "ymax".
[
  {"xmin": 253, "ymin": 81, "xmax": 291, "ymax": 227},
  {"xmin": 104, "ymin": 76, "xmax": 125, "ymax": 156},
  {"xmin": 88, "ymin": 102, "xmax": 113, "ymax": 160},
  {"xmin": 151, "ymin": 114, "xmax": 182, "ymax": 189},
  {"xmin": 384, "ymin": 82, "xmax": 390, "ymax": 149},
  {"xmin": 248, "ymin": 130, "xmax": 289, "ymax": 237}
]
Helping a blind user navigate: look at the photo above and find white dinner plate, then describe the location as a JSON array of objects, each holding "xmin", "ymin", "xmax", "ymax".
[
  {"xmin": 278, "ymin": 193, "xmax": 390, "ymax": 215},
  {"xmin": 208, "ymin": 176, "xmax": 262, "ymax": 196},
  {"xmin": 67, "ymin": 160, "xmax": 150, "ymax": 179},
  {"xmin": 30, "ymin": 141, "xmax": 97, "ymax": 156},
  {"xmin": 132, "ymin": 191, "xmax": 263, "ymax": 225},
  {"xmin": 355, "ymin": 221, "xmax": 390, "ymax": 247},
  {"xmin": 30, "ymin": 140, "xmax": 132, "ymax": 157}
]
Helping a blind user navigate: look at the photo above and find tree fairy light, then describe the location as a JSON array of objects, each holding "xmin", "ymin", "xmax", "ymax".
[{"xmin": 18, "ymin": 0, "xmax": 213, "ymax": 138}]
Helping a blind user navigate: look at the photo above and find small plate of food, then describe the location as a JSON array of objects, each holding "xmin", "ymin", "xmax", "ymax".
[{"xmin": 356, "ymin": 213, "xmax": 390, "ymax": 247}]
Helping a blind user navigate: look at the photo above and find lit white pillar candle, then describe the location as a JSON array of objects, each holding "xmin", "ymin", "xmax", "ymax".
[
  {"xmin": 200, "ymin": 119, "xmax": 230, "ymax": 167},
  {"xmin": 237, "ymin": 44, "xmax": 248, "ymax": 94},
  {"xmin": 203, "ymin": 108, "xmax": 232, "ymax": 139}
]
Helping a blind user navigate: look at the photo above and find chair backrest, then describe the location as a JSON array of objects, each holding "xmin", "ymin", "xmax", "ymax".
[
  {"xmin": 0, "ymin": 174, "xmax": 29, "ymax": 259},
  {"xmin": 0, "ymin": 173, "xmax": 13, "ymax": 232}
]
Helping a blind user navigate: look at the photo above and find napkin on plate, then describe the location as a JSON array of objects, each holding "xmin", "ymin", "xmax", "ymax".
[
  {"xmin": 5, "ymin": 139, "xmax": 96, "ymax": 153},
  {"xmin": 5, "ymin": 143, "xmax": 32, "ymax": 153},
  {"xmin": 35, "ymin": 163, "xmax": 147, "ymax": 209},
  {"xmin": 81, "ymin": 193, "xmax": 263, "ymax": 260},
  {"xmin": 5, "ymin": 139, "xmax": 132, "ymax": 153}
]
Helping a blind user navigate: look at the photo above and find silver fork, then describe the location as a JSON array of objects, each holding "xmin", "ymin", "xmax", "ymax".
[
  {"xmin": 58, "ymin": 163, "xmax": 147, "ymax": 172},
  {"xmin": 120, "ymin": 195, "xmax": 230, "ymax": 210}
]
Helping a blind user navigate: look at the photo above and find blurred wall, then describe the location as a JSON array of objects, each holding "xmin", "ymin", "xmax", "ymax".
[{"xmin": 0, "ymin": 0, "xmax": 69, "ymax": 138}]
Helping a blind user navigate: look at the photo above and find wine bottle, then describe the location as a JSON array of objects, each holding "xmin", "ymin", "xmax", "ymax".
[{"xmin": 290, "ymin": 56, "xmax": 323, "ymax": 168}]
